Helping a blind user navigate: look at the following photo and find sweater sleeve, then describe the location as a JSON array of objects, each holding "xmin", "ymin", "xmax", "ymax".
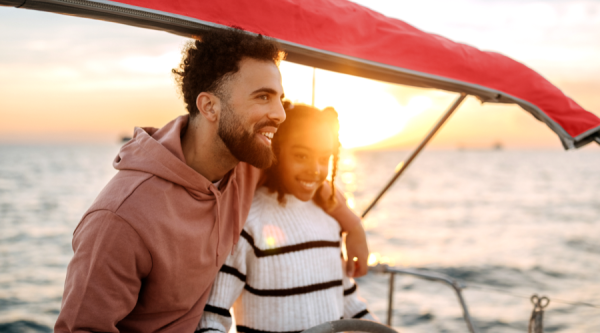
[
  {"xmin": 55, "ymin": 210, "xmax": 152, "ymax": 333},
  {"xmin": 342, "ymin": 276, "xmax": 377, "ymax": 322},
  {"xmin": 196, "ymin": 230, "xmax": 252, "ymax": 333}
]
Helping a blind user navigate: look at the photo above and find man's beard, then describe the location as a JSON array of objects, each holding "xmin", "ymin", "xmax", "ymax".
[{"xmin": 217, "ymin": 102, "xmax": 276, "ymax": 169}]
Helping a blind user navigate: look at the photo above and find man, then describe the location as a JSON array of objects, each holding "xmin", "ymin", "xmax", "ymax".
[{"xmin": 55, "ymin": 28, "xmax": 368, "ymax": 332}]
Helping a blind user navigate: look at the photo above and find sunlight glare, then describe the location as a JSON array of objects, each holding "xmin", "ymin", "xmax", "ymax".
[
  {"xmin": 316, "ymin": 75, "xmax": 433, "ymax": 149},
  {"xmin": 279, "ymin": 63, "xmax": 436, "ymax": 149},
  {"xmin": 407, "ymin": 95, "xmax": 433, "ymax": 112},
  {"xmin": 262, "ymin": 225, "xmax": 286, "ymax": 249}
]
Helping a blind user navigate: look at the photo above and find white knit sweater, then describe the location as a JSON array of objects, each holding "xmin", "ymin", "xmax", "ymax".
[{"xmin": 196, "ymin": 187, "xmax": 373, "ymax": 333}]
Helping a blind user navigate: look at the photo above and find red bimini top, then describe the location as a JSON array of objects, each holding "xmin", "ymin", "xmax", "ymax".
[{"xmin": 4, "ymin": 0, "xmax": 599, "ymax": 148}]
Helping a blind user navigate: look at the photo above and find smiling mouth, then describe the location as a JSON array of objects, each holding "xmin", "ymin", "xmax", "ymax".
[
  {"xmin": 259, "ymin": 131, "xmax": 274, "ymax": 144},
  {"xmin": 299, "ymin": 180, "xmax": 317, "ymax": 190}
]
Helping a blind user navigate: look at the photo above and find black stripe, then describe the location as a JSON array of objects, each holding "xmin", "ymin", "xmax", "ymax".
[
  {"xmin": 344, "ymin": 283, "xmax": 357, "ymax": 296},
  {"xmin": 237, "ymin": 325, "xmax": 301, "ymax": 333},
  {"xmin": 220, "ymin": 265, "xmax": 246, "ymax": 282},
  {"xmin": 241, "ymin": 230, "xmax": 340, "ymax": 258},
  {"xmin": 352, "ymin": 309, "xmax": 370, "ymax": 319},
  {"xmin": 244, "ymin": 280, "xmax": 343, "ymax": 297},
  {"xmin": 204, "ymin": 304, "xmax": 231, "ymax": 318},
  {"xmin": 195, "ymin": 329, "xmax": 222, "ymax": 333}
]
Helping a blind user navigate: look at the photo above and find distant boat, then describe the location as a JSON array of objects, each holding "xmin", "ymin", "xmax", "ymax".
[
  {"xmin": 120, "ymin": 136, "xmax": 132, "ymax": 143},
  {"xmin": 492, "ymin": 142, "xmax": 503, "ymax": 150}
]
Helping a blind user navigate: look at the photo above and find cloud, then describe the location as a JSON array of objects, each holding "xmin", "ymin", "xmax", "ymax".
[
  {"xmin": 0, "ymin": 7, "xmax": 186, "ymax": 92},
  {"xmin": 119, "ymin": 52, "xmax": 181, "ymax": 74},
  {"xmin": 0, "ymin": 7, "xmax": 186, "ymax": 65},
  {"xmin": 1, "ymin": 0, "xmax": 598, "ymax": 145}
]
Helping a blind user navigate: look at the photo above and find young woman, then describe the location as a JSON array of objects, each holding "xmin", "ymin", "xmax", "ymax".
[{"xmin": 196, "ymin": 104, "xmax": 374, "ymax": 333}]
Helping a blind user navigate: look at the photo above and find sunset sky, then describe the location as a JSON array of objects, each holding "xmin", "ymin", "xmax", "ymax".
[{"xmin": 1, "ymin": 0, "xmax": 599, "ymax": 149}]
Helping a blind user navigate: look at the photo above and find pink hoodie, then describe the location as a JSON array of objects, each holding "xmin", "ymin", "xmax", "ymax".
[{"xmin": 55, "ymin": 116, "xmax": 261, "ymax": 332}]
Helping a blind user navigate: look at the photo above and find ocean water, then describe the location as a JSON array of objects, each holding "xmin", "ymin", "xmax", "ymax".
[{"xmin": 0, "ymin": 144, "xmax": 599, "ymax": 332}]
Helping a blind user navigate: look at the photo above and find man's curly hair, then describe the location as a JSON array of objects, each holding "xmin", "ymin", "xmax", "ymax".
[{"xmin": 172, "ymin": 27, "xmax": 285, "ymax": 117}]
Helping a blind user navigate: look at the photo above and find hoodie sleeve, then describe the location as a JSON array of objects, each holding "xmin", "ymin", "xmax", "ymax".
[
  {"xmin": 55, "ymin": 210, "xmax": 152, "ymax": 333},
  {"xmin": 329, "ymin": 188, "xmax": 362, "ymax": 232},
  {"xmin": 196, "ymin": 230, "xmax": 251, "ymax": 333}
]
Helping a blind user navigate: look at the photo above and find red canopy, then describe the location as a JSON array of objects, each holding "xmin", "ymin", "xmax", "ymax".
[{"xmin": 4, "ymin": 0, "xmax": 599, "ymax": 148}]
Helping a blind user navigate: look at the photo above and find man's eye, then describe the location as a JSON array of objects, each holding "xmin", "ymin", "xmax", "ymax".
[{"xmin": 259, "ymin": 95, "xmax": 269, "ymax": 101}]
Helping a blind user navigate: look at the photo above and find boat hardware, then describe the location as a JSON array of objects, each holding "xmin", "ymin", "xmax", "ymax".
[
  {"xmin": 362, "ymin": 93, "xmax": 468, "ymax": 218},
  {"xmin": 387, "ymin": 272, "xmax": 395, "ymax": 326},
  {"xmin": 311, "ymin": 67, "xmax": 316, "ymax": 107},
  {"xmin": 528, "ymin": 294, "xmax": 550, "ymax": 333},
  {"xmin": 371, "ymin": 264, "xmax": 479, "ymax": 333}
]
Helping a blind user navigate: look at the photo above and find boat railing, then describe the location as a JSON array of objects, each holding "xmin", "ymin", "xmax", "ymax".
[{"xmin": 370, "ymin": 264, "xmax": 479, "ymax": 333}]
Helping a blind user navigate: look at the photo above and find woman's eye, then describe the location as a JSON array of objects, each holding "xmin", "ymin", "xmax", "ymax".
[{"xmin": 295, "ymin": 154, "xmax": 307, "ymax": 160}]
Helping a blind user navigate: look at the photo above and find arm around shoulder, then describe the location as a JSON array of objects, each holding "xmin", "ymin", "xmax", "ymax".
[
  {"xmin": 55, "ymin": 210, "xmax": 152, "ymax": 333},
  {"xmin": 319, "ymin": 185, "xmax": 369, "ymax": 278}
]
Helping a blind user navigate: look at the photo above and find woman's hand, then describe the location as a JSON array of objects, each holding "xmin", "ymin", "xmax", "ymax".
[
  {"xmin": 345, "ymin": 223, "xmax": 369, "ymax": 277},
  {"xmin": 319, "ymin": 183, "xmax": 370, "ymax": 277}
]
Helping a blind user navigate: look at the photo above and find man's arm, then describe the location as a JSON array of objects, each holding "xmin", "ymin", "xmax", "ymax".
[{"xmin": 55, "ymin": 210, "xmax": 152, "ymax": 333}]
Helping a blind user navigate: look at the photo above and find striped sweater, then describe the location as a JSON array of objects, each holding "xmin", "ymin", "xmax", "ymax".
[{"xmin": 196, "ymin": 187, "xmax": 374, "ymax": 333}]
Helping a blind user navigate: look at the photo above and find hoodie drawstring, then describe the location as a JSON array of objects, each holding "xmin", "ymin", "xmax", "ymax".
[
  {"xmin": 209, "ymin": 174, "xmax": 241, "ymax": 266},
  {"xmin": 230, "ymin": 180, "xmax": 241, "ymax": 253},
  {"xmin": 209, "ymin": 185, "xmax": 222, "ymax": 266}
]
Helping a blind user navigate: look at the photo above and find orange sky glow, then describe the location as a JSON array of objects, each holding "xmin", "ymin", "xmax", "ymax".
[{"xmin": 1, "ymin": 1, "xmax": 599, "ymax": 150}]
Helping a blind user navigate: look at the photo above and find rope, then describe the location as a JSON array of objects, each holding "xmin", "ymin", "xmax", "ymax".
[{"xmin": 466, "ymin": 284, "xmax": 600, "ymax": 310}]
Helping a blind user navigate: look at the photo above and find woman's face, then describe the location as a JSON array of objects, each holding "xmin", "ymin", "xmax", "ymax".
[{"xmin": 277, "ymin": 121, "xmax": 334, "ymax": 201}]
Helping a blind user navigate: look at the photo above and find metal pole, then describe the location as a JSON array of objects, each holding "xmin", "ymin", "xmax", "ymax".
[
  {"xmin": 387, "ymin": 272, "xmax": 395, "ymax": 326},
  {"xmin": 361, "ymin": 93, "xmax": 468, "ymax": 218},
  {"xmin": 454, "ymin": 288, "xmax": 478, "ymax": 333},
  {"xmin": 311, "ymin": 67, "xmax": 316, "ymax": 107}
]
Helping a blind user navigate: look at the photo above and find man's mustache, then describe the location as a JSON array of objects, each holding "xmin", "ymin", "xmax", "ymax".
[{"xmin": 254, "ymin": 120, "xmax": 280, "ymax": 132}]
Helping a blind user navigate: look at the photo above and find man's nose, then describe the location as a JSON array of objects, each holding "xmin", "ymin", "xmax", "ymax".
[{"xmin": 268, "ymin": 100, "xmax": 286, "ymax": 125}]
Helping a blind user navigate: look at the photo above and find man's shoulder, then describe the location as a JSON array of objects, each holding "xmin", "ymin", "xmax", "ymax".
[
  {"xmin": 86, "ymin": 170, "xmax": 154, "ymax": 215},
  {"xmin": 234, "ymin": 162, "xmax": 262, "ymax": 185}
]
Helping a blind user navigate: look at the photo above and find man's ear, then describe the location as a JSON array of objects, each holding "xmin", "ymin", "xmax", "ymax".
[{"xmin": 196, "ymin": 92, "xmax": 220, "ymax": 123}]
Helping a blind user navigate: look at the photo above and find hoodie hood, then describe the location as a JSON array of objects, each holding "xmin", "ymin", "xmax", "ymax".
[
  {"xmin": 114, "ymin": 115, "xmax": 242, "ymax": 262},
  {"xmin": 58, "ymin": 114, "xmax": 263, "ymax": 333},
  {"xmin": 114, "ymin": 115, "xmax": 236, "ymax": 200}
]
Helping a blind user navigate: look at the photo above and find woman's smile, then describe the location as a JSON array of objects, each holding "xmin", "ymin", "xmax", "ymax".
[{"xmin": 277, "ymin": 120, "xmax": 334, "ymax": 201}]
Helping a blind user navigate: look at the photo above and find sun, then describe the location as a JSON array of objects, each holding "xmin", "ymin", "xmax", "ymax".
[
  {"xmin": 324, "ymin": 83, "xmax": 406, "ymax": 149},
  {"xmin": 279, "ymin": 62, "xmax": 432, "ymax": 149}
]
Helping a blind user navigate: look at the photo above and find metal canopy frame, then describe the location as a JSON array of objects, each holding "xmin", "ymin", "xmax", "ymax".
[
  {"xmin": 362, "ymin": 93, "xmax": 467, "ymax": 218},
  {"xmin": 2, "ymin": 0, "xmax": 597, "ymax": 149}
]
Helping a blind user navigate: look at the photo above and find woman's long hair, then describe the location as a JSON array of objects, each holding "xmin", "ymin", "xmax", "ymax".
[{"xmin": 263, "ymin": 103, "xmax": 341, "ymax": 210}]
